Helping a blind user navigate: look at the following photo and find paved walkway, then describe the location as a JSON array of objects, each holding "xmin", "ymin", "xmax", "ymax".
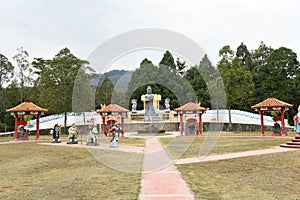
[
  {"xmin": 138, "ymin": 137, "xmax": 298, "ymax": 200},
  {"xmin": 139, "ymin": 137, "xmax": 195, "ymax": 200},
  {"xmin": 175, "ymin": 146, "xmax": 297, "ymax": 165},
  {"xmin": 39, "ymin": 141, "xmax": 145, "ymax": 153}
]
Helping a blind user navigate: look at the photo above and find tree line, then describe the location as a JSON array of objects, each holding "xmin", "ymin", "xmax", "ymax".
[{"xmin": 0, "ymin": 41, "xmax": 299, "ymax": 132}]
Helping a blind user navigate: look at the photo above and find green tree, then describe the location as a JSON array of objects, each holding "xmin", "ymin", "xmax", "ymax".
[
  {"xmin": 111, "ymin": 89, "xmax": 127, "ymax": 108},
  {"xmin": 227, "ymin": 58, "xmax": 254, "ymax": 109},
  {"xmin": 13, "ymin": 47, "xmax": 34, "ymax": 102},
  {"xmin": 0, "ymin": 80, "xmax": 20, "ymax": 131},
  {"xmin": 0, "ymin": 54, "xmax": 15, "ymax": 126},
  {"xmin": 262, "ymin": 47, "xmax": 299, "ymax": 100},
  {"xmin": 126, "ymin": 59, "xmax": 158, "ymax": 109},
  {"xmin": 158, "ymin": 51, "xmax": 194, "ymax": 105},
  {"xmin": 185, "ymin": 54, "xmax": 220, "ymax": 108},
  {"xmin": 159, "ymin": 50, "xmax": 188, "ymax": 76},
  {"xmin": 198, "ymin": 54, "xmax": 217, "ymax": 79},
  {"xmin": 186, "ymin": 54, "xmax": 226, "ymax": 114},
  {"xmin": 199, "ymin": 54, "xmax": 220, "ymax": 106},
  {"xmin": 127, "ymin": 56, "xmax": 193, "ymax": 110},
  {"xmin": 185, "ymin": 66, "xmax": 209, "ymax": 105},
  {"xmin": 251, "ymin": 42, "xmax": 274, "ymax": 101},
  {"xmin": 159, "ymin": 51, "xmax": 177, "ymax": 73},
  {"xmin": 264, "ymin": 47, "xmax": 299, "ymax": 124},
  {"xmin": 72, "ymin": 67, "xmax": 95, "ymax": 113},
  {"xmin": 0, "ymin": 54, "xmax": 14, "ymax": 88},
  {"xmin": 236, "ymin": 42, "xmax": 253, "ymax": 71},
  {"xmin": 217, "ymin": 46, "xmax": 254, "ymax": 130},
  {"xmin": 235, "ymin": 43, "xmax": 257, "ymax": 108},
  {"xmin": 31, "ymin": 57, "xmax": 48, "ymax": 86},
  {"xmin": 38, "ymin": 48, "xmax": 89, "ymax": 132},
  {"xmin": 95, "ymin": 76, "xmax": 114, "ymax": 108},
  {"xmin": 219, "ymin": 45, "xmax": 235, "ymax": 66}
]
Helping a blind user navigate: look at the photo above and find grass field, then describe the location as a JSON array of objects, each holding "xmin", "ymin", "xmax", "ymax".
[
  {"xmin": 213, "ymin": 131, "xmax": 296, "ymax": 137},
  {"xmin": 0, "ymin": 142, "xmax": 142, "ymax": 199},
  {"xmin": 160, "ymin": 132, "xmax": 293, "ymax": 159},
  {"xmin": 177, "ymin": 150, "xmax": 300, "ymax": 200},
  {"xmin": 0, "ymin": 131, "xmax": 298, "ymax": 199}
]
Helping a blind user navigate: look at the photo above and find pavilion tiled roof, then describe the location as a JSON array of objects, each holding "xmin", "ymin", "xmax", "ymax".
[
  {"xmin": 6, "ymin": 100, "xmax": 48, "ymax": 113},
  {"xmin": 97, "ymin": 103, "xmax": 129, "ymax": 113},
  {"xmin": 251, "ymin": 97, "xmax": 293, "ymax": 109},
  {"xmin": 174, "ymin": 102, "xmax": 208, "ymax": 112}
]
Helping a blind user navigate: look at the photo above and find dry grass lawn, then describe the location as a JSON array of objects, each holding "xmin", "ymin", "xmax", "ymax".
[
  {"xmin": 0, "ymin": 142, "xmax": 142, "ymax": 200},
  {"xmin": 160, "ymin": 132, "xmax": 292, "ymax": 159},
  {"xmin": 0, "ymin": 131, "xmax": 298, "ymax": 200},
  {"xmin": 177, "ymin": 150, "xmax": 300, "ymax": 200}
]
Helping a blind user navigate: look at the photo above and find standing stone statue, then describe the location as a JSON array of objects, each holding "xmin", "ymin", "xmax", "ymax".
[
  {"xmin": 164, "ymin": 98, "xmax": 170, "ymax": 112},
  {"xmin": 294, "ymin": 105, "xmax": 300, "ymax": 137},
  {"xmin": 131, "ymin": 99, "xmax": 137, "ymax": 112},
  {"xmin": 109, "ymin": 122, "xmax": 119, "ymax": 148},
  {"xmin": 67, "ymin": 123, "xmax": 78, "ymax": 144},
  {"xmin": 86, "ymin": 118, "xmax": 98, "ymax": 146},
  {"xmin": 145, "ymin": 86, "xmax": 157, "ymax": 121},
  {"xmin": 52, "ymin": 123, "xmax": 61, "ymax": 143}
]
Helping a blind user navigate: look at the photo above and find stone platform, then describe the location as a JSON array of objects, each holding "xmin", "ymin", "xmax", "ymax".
[{"xmin": 280, "ymin": 136, "xmax": 300, "ymax": 148}]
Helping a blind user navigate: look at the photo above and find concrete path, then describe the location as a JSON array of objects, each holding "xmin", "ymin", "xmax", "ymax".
[
  {"xmin": 39, "ymin": 141, "xmax": 145, "ymax": 153},
  {"xmin": 139, "ymin": 137, "xmax": 195, "ymax": 200},
  {"xmin": 175, "ymin": 146, "xmax": 298, "ymax": 165}
]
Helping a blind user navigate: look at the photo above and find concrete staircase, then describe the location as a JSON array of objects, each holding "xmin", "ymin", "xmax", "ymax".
[{"xmin": 280, "ymin": 136, "xmax": 300, "ymax": 148}]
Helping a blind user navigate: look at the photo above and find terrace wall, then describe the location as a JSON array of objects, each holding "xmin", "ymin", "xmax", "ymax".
[{"xmin": 26, "ymin": 122, "xmax": 294, "ymax": 135}]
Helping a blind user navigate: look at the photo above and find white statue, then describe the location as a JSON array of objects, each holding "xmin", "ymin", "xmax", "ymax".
[
  {"xmin": 131, "ymin": 99, "xmax": 137, "ymax": 112},
  {"xmin": 165, "ymin": 98, "xmax": 170, "ymax": 111}
]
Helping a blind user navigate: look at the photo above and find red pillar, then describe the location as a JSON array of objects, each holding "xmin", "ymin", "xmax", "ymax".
[
  {"xmin": 260, "ymin": 111, "xmax": 265, "ymax": 136},
  {"xmin": 179, "ymin": 114, "xmax": 183, "ymax": 136},
  {"xmin": 281, "ymin": 110, "xmax": 286, "ymax": 136},
  {"xmin": 102, "ymin": 116, "xmax": 106, "ymax": 136},
  {"xmin": 199, "ymin": 113, "xmax": 203, "ymax": 136},
  {"xmin": 36, "ymin": 115, "xmax": 40, "ymax": 140},
  {"xmin": 14, "ymin": 114, "xmax": 19, "ymax": 141},
  {"xmin": 121, "ymin": 117, "xmax": 124, "ymax": 137}
]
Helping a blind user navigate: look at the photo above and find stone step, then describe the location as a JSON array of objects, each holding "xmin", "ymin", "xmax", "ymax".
[
  {"xmin": 292, "ymin": 139, "xmax": 300, "ymax": 142},
  {"xmin": 286, "ymin": 142, "xmax": 300, "ymax": 145},
  {"xmin": 280, "ymin": 144, "xmax": 300, "ymax": 148},
  {"xmin": 295, "ymin": 136, "xmax": 300, "ymax": 139}
]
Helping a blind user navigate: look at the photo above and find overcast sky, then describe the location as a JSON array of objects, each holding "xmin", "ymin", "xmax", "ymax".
[{"xmin": 1, "ymin": 0, "xmax": 300, "ymax": 71}]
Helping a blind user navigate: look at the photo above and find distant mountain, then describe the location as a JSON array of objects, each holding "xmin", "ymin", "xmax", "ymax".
[{"xmin": 90, "ymin": 70, "xmax": 133, "ymax": 91}]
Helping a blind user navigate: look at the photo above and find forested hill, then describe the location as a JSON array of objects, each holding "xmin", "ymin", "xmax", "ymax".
[{"xmin": 90, "ymin": 69, "xmax": 133, "ymax": 90}]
